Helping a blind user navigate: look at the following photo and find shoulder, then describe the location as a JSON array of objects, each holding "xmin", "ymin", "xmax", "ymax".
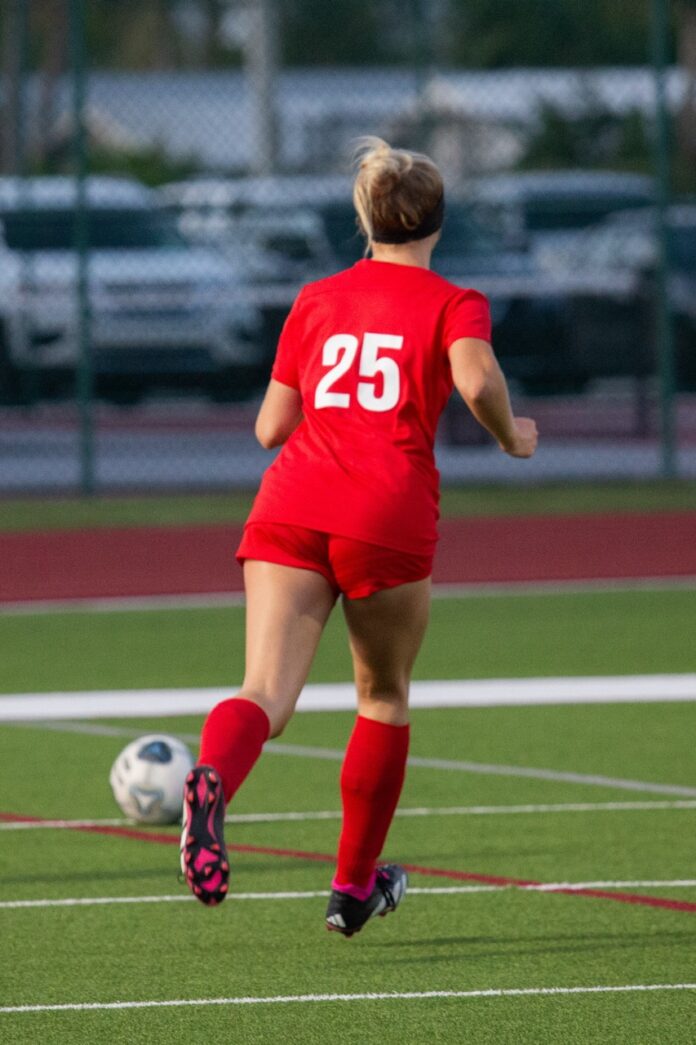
[
  {"xmin": 298, "ymin": 266, "xmax": 361, "ymax": 301},
  {"xmin": 427, "ymin": 269, "xmax": 490, "ymax": 308}
]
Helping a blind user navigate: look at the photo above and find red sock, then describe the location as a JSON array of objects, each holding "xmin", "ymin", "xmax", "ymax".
[
  {"xmin": 334, "ymin": 715, "xmax": 410, "ymax": 893},
  {"xmin": 198, "ymin": 697, "xmax": 270, "ymax": 804}
]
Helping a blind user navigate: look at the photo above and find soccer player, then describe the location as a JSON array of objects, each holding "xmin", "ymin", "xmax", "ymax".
[{"xmin": 181, "ymin": 137, "xmax": 538, "ymax": 935}]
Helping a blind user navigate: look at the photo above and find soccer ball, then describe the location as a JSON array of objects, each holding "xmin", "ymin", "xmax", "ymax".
[{"xmin": 109, "ymin": 734, "xmax": 195, "ymax": 825}]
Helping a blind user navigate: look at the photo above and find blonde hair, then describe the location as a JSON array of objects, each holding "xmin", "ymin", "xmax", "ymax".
[{"xmin": 352, "ymin": 136, "xmax": 444, "ymax": 250}]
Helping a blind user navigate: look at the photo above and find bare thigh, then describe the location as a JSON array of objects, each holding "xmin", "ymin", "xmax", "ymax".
[
  {"xmin": 241, "ymin": 560, "xmax": 337, "ymax": 737},
  {"xmin": 341, "ymin": 577, "xmax": 431, "ymax": 726}
]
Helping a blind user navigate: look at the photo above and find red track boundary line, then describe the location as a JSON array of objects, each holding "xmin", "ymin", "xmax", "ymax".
[{"xmin": 3, "ymin": 812, "xmax": 696, "ymax": 915}]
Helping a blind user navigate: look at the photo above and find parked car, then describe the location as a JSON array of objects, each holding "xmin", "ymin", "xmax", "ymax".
[
  {"xmin": 251, "ymin": 196, "xmax": 590, "ymax": 398},
  {"xmin": 467, "ymin": 169, "xmax": 655, "ymax": 252},
  {"xmin": 162, "ymin": 175, "xmax": 356, "ymax": 373},
  {"xmin": 0, "ymin": 176, "xmax": 263, "ymax": 404},
  {"xmin": 429, "ymin": 201, "xmax": 570, "ymax": 392},
  {"xmin": 533, "ymin": 205, "xmax": 696, "ymax": 389},
  {"xmin": 161, "ymin": 175, "xmax": 345, "ymax": 282},
  {"xmin": 304, "ymin": 190, "xmax": 666, "ymax": 395}
]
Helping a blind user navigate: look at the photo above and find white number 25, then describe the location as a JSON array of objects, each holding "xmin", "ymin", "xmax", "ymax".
[{"xmin": 314, "ymin": 332, "xmax": 403, "ymax": 413}]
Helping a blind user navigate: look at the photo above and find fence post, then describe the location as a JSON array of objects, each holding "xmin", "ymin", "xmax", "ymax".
[
  {"xmin": 69, "ymin": 0, "xmax": 94, "ymax": 494},
  {"xmin": 1, "ymin": 0, "xmax": 30, "ymax": 176},
  {"xmin": 651, "ymin": 0, "xmax": 677, "ymax": 478},
  {"xmin": 246, "ymin": 0, "xmax": 279, "ymax": 175}
]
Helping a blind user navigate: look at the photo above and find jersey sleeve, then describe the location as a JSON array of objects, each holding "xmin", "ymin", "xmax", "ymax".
[
  {"xmin": 442, "ymin": 288, "xmax": 492, "ymax": 351},
  {"xmin": 270, "ymin": 290, "xmax": 305, "ymax": 390}
]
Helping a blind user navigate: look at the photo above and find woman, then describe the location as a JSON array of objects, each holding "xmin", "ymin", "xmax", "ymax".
[{"xmin": 180, "ymin": 138, "xmax": 538, "ymax": 936}]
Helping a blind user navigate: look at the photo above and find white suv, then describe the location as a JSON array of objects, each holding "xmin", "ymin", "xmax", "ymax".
[{"xmin": 0, "ymin": 176, "xmax": 262, "ymax": 403}]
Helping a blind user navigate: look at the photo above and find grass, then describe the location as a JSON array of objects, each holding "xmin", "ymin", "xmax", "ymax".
[
  {"xmin": 1, "ymin": 700, "xmax": 696, "ymax": 1043},
  {"xmin": 1, "ymin": 588, "xmax": 695, "ymax": 694},
  {"xmin": 1, "ymin": 480, "xmax": 695, "ymax": 532},
  {"xmin": 0, "ymin": 582, "xmax": 694, "ymax": 1041}
]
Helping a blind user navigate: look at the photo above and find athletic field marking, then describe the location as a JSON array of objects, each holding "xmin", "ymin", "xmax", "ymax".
[
  {"xmin": 265, "ymin": 742, "xmax": 696, "ymax": 798},
  {"xmin": 1, "ymin": 574, "xmax": 694, "ymax": 616},
  {"xmin": 3, "ymin": 813, "xmax": 696, "ymax": 915},
  {"xmin": 2, "ymin": 799, "xmax": 696, "ymax": 832},
  {"xmin": 9, "ymin": 719, "xmax": 696, "ymax": 798},
  {"xmin": 0, "ymin": 592, "xmax": 245, "ymax": 616},
  {"xmin": 2, "ymin": 674, "xmax": 695, "ymax": 723},
  {"xmin": 3, "ymin": 881, "xmax": 696, "ymax": 911},
  {"xmin": 2, "ymin": 983, "xmax": 696, "ymax": 1014}
]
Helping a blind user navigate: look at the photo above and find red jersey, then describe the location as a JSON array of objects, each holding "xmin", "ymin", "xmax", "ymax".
[{"xmin": 247, "ymin": 258, "xmax": 491, "ymax": 555}]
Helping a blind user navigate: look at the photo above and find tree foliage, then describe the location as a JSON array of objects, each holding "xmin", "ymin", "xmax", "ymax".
[
  {"xmin": 446, "ymin": 0, "xmax": 657, "ymax": 69},
  {"xmin": 2, "ymin": 0, "xmax": 676, "ymax": 71},
  {"xmin": 521, "ymin": 101, "xmax": 653, "ymax": 173}
]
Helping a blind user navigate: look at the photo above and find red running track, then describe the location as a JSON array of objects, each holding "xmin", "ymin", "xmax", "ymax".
[{"xmin": 1, "ymin": 512, "xmax": 695, "ymax": 602}]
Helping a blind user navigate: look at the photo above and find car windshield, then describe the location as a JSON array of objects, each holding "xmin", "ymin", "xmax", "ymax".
[
  {"xmin": 436, "ymin": 203, "xmax": 502, "ymax": 257},
  {"xmin": 316, "ymin": 200, "xmax": 502, "ymax": 264},
  {"xmin": 1, "ymin": 208, "xmax": 187, "ymax": 250},
  {"xmin": 522, "ymin": 194, "xmax": 652, "ymax": 231},
  {"xmin": 316, "ymin": 202, "xmax": 363, "ymax": 265},
  {"xmin": 671, "ymin": 226, "xmax": 696, "ymax": 272}
]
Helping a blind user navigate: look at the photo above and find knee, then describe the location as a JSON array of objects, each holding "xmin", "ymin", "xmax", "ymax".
[
  {"xmin": 354, "ymin": 669, "xmax": 407, "ymax": 706},
  {"xmin": 358, "ymin": 686, "xmax": 407, "ymax": 707},
  {"xmin": 355, "ymin": 677, "xmax": 409, "ymax": 718}
]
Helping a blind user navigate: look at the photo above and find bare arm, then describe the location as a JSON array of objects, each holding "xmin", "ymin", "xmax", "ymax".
[
  {"xmin": 448, "ymin": 338, "xmax": 537, "ymax": 458},
  {"xmin": 255, "ymin": 379, "xmax": 303, "ymax": 449}
]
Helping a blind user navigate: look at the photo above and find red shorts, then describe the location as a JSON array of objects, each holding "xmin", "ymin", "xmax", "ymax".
[{"xmin": 237, "ymin": 522, "xmax": 433, "ymax": 600}]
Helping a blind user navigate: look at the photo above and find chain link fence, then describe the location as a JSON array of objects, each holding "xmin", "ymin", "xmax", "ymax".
[{"xmin": 1, "ymin": 0, "xmax": 694, "ymax": 493}]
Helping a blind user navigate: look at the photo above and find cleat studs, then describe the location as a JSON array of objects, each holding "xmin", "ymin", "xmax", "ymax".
[
  {"xmin": 220, "ymin": 884, "xmax": 228, "ymax": 893},
  {"xmin": 209, "ymin": 772, "xmax": 217, "ymax": 783},
  {"xmin": 221, "ymin": 862, "xmax": 229, "ymax": 872}
]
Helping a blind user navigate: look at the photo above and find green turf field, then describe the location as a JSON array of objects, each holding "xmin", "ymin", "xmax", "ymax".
[
  {"xmin": 2, "ymin": 479, "xmax": 696, "ymax": 531},
  {"xmin": 1, "ymin": 702, "xmax": 696, "ymax": 1044},
  {"xmin": 1, "ymin": 586, "xmax": 695, "ymax": 1042},
  {"xmin": 0, "ymin": 588, "xmax": 694, "ymax": 693}
]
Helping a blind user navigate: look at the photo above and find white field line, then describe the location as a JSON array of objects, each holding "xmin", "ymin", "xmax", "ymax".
[
  {"xmin": 0, "ymin": 592, "xmax": 246, "ymax": 616},
  {"xmin": 9, "ymin": 717, "xmax": 696, "ymax": 798},
  {"xmin": 1, "ymin": 574, "xmax": 695, "ymax": 616},
  {"xmin": 232, "ymin": 799, "xmax": 696, "ymax": 821},
  {"xmin": 1, "ymin": 675, "xmax": 696, "ymax": 723},
  {"xmin": 262, "ymin": 741, "xmax": 696, "ymax": 798},
  {"xmin": 2, "ymin": 983, "xmax": 696, "ymax": 1014},
  {"xmin": 3, "ymin": 882, "xmax": 696, "ymax": 911},
  {"xmin": 2, "ymin": 799, "xmax": 696, "ymax": 831}
]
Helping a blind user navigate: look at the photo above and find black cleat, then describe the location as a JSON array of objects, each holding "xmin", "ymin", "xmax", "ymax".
[
  {"xmin": 325, "ymin": 864, "xmax": 408, "ymax": 937},
  {"xmin": 180, "ymin": 765, "xmax": 229, "ymax": 906}
]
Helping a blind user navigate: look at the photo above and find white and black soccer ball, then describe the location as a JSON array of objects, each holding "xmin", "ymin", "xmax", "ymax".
[{"xmin": 109, "ymin": 734, "xmax": 195, "ymax": 825}]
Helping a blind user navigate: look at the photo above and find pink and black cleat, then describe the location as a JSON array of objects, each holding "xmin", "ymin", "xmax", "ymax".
[
  {"xmin": 325, "ymin": 865, "xmax": 408, "ymax": 937},
  {"xmin": 180, "ymin": 765, "xmax": 229, "ymax": 906}
]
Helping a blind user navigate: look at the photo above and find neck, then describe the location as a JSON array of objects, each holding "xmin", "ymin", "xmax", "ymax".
[{"xmin": 369, "ymin": 237, "xmax": 436, "ymax": 269}]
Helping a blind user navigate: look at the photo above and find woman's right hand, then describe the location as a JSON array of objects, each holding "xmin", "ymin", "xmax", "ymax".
[{"xmin": 501, "ymin": 417, "xmax": 538, "ymax": 458}]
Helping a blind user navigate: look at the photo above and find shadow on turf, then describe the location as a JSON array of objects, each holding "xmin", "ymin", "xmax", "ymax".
[
  {"xmin": 362, "ymin": 929, "xmax": 695, "ymax": 960},
  {"xmin": 0, "ymin": 866, "xmax": 177, "ymax": 887}
]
